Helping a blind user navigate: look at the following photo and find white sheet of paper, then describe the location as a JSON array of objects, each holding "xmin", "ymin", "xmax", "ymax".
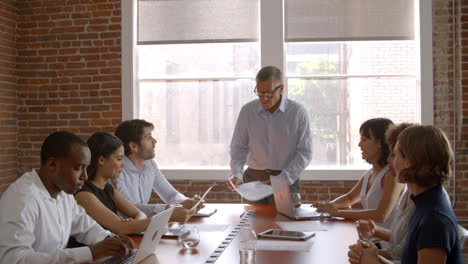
[
  {"xmin": 229, "ymin": 178, "xmax": 273, "ymax": 201},
  {"xmin": 276, "ymin": 221, "xmax": 328, "ymax": 232},
  {"xmin": 190, "ymin": 183, "xmax": 216, "ymax": 210},
  {"xmin": 184, "ymin": 224, "xmax": 230, "ymax": 232},
  {"xmin": 255, "ymin": 240, "xmax": 313, "ymax": 251}
]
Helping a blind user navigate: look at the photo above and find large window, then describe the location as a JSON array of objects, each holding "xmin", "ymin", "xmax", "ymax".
[
  {"xmin": 136, "ymin": 0, "xmax": 260, "ymax": 168},
  {"xmin": 286, "ymin": 41, "xmax": 417, "ymax": 167},
  {"xmin": 123, "ymin": 0, "xmax": 432, "ymax": 180},
  {"xmin": 138, "ymin": 43, "xmax": 258, "ymax": 167}
]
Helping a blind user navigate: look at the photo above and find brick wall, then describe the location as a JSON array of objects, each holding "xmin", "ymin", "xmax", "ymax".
[
  {"xmin": 0, "ymin": 0, "xmax": 17, "ymax": 193},
  {"xmin": 0, "ymin": 0, "xmax": 466, "ymax": 240},
  {"xmin": 149, "ymin": 180, "xmax": 357, "ymax": 205},
  {"xmin": 432, "ymin": 0, "xmax": 468, "ymax": 224},
  {"xmin": 14, "ymin": 0, "xmax": 122, "ymax": 174},
  {"xmin": 454, "ymin": 0, "xmax": 468, "ymax": 228}
]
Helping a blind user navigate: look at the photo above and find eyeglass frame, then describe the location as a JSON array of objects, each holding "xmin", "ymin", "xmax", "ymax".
[{"xmin": 254, "ymin": 84, "xmax": 282, "ymax": 98}]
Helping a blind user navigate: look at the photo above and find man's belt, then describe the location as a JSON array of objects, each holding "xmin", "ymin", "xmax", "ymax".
[{"xmin": 247, "ymin": 168, "xmax": 282, "ymax": 174}]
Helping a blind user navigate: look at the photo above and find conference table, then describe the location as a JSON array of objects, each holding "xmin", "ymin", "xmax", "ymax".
[{"xmin": 132, "ymin": 204, "xmax": 358, "ymax": 264}]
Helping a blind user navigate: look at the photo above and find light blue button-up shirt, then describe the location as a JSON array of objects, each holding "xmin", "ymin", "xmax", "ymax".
[
  {"xmin": 117, "ymin": 156, "xmax": 187, "ymax": 216},
  {"xmin": 230, "ymin": 96, "xmax": 312, "ymax": 185}
]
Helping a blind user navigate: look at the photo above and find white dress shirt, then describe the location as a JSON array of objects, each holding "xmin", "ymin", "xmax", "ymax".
[
  {"xmin": 117, "ymin": 156, "xmax": 187, "ymax": 216},
  {"xmin": 0, "ymin": 170, "xmax": 111, "ymax": 264},
  {"xmin": 230, "ymin": 96, "xmax": 313, "ymax": 185}
]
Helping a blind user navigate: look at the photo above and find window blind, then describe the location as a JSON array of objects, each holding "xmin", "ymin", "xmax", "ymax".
[
  {"xmin": 138, "ymin": 0, "xmax": 259, "ymax": 44},
  {"xmin": 285, "ymin": 0, "xmax": 414, "ymax": 42}
]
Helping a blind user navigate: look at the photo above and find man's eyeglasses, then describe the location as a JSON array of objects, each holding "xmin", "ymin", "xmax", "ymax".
[{"xmin": 254, "ymin": 84, "xmax": 282, "ymax": 98}]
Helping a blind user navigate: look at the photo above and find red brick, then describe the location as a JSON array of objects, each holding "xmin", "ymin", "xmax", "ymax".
[
  {"xmin": 70, "ymin": 120, "xmax": 89, "ymax": 126},
  {"xmin": 70, "ymin": 105, "xmax": 90, "ymax": 112},
  {"xmin": 102, "ymin": 112, "xmax": 120, "ymax": 118},
  {"xmin": 90, "ymin": 119, "xmax": 111, "ymax": 126},
  {"xmin": 80, "ymin": 112, "xmax": 100, "ymax": 119},
  {"xmin": 111, "ymin": 104, "xmax": 121, "ymax": 111},
  {"xmin": 59, "ymin": 113, "xmax": 78, "ymax": 119},
  {"xmin": 49, "ymin": 106, "xmax": 69, "ymax": 112}
]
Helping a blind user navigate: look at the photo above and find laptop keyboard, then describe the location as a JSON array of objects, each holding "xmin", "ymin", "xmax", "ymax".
[
  {"xmin": 100, "ymin": 249, "xmax": 136, "ymax": 264},
  {"xmin": 295, "ymin": 207, "xmax": 315, "ymax": 217},
  {"xmin": 294, "ymin": 207, "xmax": 329, "ymax": 217}
]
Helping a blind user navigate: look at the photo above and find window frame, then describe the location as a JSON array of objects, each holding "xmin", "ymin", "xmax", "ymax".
[{"xmin": 121, "ymin": 0, "xmax": 433, "ymax": 181}]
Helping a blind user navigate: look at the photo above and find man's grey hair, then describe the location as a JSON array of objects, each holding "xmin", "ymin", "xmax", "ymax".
[{"xmin": 256, "ymin": 66, "xmax": 283, "ymax": 84}]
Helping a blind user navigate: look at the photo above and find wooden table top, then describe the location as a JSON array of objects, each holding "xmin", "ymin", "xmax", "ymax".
[{"xmin": 131, "ymin": 203, "xmax": 358, "ymax": 264}]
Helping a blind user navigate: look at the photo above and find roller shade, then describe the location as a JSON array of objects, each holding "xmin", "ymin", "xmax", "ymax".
[
  {"xmin": 285, "ymin": 0, "xmax": 414, "ymax": 42},
  {"xmin": 138, "ymin": 0, "xmax": 260, "ymax": 44}
]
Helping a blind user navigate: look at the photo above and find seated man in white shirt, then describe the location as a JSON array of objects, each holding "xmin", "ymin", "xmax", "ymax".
[
  {"xmin": 115, "ymin": 119, "xmax": 202, "ymax": 223},
  {"xmin": 0, "ymin": 131, "xmax": 134, "ymax": 264}
]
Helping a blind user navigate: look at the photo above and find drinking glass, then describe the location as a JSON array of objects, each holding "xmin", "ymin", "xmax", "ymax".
[
  {"xmin": 239, "ymin": 224, "xmax": 256, "ymax": 264},
  {"xmin": 166, "ymin": 221, "xmax": 182, "ymax": 236},
  {"xmin": 177, "ymin": 226, "xmax": 200, "ymax": 250},
  {"xmin": 355, "ymin": 220, "xmax": 372, "ymax": 241}
]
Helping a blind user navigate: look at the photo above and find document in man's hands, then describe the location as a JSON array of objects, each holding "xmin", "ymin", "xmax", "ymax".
[
  {"xmin": 228, "ymin": 177, "xmax": 273, "ymax": 201},
  {"xmin": 190, "ymin": 183, "xmax": 216, "ymax": 210}
]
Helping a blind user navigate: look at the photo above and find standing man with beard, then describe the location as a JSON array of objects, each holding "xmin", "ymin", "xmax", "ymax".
[
  {"xmin": 115, "ymin": 119, "xmax": 201, "ymax": 223},
  {"xmin": 226, "ymin": 66, "xmax": 313, "ymax": 204}
]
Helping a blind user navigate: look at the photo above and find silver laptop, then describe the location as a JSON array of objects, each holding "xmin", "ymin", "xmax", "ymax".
[
  {"xmin": 270, "ymin": 175, "xmax": 330, "ymax": 220},
  {"xmin": 96, "ymin": 207, "xmax": 173, "ymax": 264}
]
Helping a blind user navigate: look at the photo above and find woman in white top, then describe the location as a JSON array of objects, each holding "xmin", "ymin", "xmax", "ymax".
[
  {"xmin": 353, "ymin": 123, "xmax": 415, "ymax": 262},
  {"xmin": 315, "ymin": 118, "xmax": 405, "ymax": 227}
]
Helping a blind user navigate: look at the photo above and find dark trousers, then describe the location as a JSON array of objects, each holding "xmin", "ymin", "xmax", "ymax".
[{"xmin": 243, "ymin": 168, "xmax": 301, "ymax": 204}]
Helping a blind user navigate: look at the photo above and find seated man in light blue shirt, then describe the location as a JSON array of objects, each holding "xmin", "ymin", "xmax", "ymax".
[
  {"xmin": 115, "ymin": 119, "xmax": 201, "ymax": 222},
  {"xmin": 226, "ymin": 66, "xmax": 312, "ymax": 204}
]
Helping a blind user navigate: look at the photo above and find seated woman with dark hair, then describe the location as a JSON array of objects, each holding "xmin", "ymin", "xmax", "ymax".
[
  {"xmin": 314, "ymin": 118, "xmax": 405, "ymax": 229},
  {"xmin": 349, "ymin": 125, "xmax": 463, "ymax": 264},
  {"xmin": 350, "ymin": 123, "xmax": 416, "ymax": 262},
  {"xmin": 74, "ymin": 132, "xmax": 151, "ymax": 235}
]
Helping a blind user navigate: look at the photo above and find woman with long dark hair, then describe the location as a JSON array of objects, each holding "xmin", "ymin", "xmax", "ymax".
[
  {"xmin": 75, "ymin": 132, "xmax": 151, "ymax": 235},
  {"xmin": 315, "ymin": 118, "xmax": 405, "ymax": 228}
]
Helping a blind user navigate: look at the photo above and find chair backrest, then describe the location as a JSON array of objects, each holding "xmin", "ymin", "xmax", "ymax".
[{"xmin": 458, "ymin": 224, "xmax": 468, "ymax": 249}]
